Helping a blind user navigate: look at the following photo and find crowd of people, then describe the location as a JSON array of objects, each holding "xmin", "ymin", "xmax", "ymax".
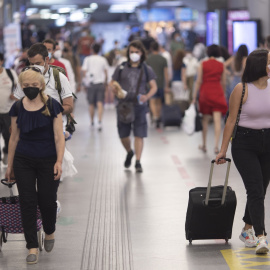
[{"xmin": 1, "ymin": 25, "xmax": 270, "ymax": 264}]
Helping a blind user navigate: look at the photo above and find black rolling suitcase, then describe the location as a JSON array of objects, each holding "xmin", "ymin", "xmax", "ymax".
[
  {"xmin": 161, "ymin": 105, "xmax": 182, "ymax": 127},
  {"xmin": 185, "ymin": 158, "xmax": 237, "ymax": 243}
]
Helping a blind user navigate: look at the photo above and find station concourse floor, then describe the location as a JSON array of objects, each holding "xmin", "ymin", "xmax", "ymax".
[{"xmin": 1, "ymin": 91, "xmax": 270, "ymax": 270}]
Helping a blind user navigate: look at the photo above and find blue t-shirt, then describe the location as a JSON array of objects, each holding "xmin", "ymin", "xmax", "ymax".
[
  {"xmin": 172, "ymin": 63, "xmax": 186, "ymax": 81},
  {"xmin": 9, "ymin": 97, "xmax": 64, "ymax": 158}
]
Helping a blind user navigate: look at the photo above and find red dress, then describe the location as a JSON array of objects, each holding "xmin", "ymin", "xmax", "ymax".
[{"xmin": 199, "ymin": 59, "xmax": 227, "ymax": 115}]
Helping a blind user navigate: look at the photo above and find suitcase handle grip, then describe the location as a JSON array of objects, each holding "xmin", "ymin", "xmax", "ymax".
[
  {"xmin": 205, "ymin": 159, "xmax": 231, "ymax": 206},
  {"xmin": 211, "ymin": 158, "xmax": 231, "ymax": 163},
  {"xmin": 1, "ymin": 179, "xmax": 16, "ymax": 187}
]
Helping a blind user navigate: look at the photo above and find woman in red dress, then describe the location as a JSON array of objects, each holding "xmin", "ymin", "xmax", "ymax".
[{"xmin": 193, "ymin": 45, "xmax": 227, "ymax": 154}]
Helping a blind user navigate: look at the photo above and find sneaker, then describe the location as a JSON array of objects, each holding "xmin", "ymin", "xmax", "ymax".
[
  {"xmin": 98, "ymin": 122, "xmax": 102, "ymax": 132},
  {"xmin": 124, "ymin": 150, "xmax": 134, "ymax": 168},
  {"xmin": 239, "ymin": 228, "xmax": 257, "ymax": 247},
  {"xmin": 135, "ymin": 161, "xmax": 143, "ymax": 173},
  {"xmin": 256, "ymin": 236, "xmax": 269, "ymax": 254}
]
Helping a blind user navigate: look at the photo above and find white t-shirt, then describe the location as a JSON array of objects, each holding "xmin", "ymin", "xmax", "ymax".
[
  {"xmin": 161, "ymin": 51, "xmax": 173, "ymax": 81},
  {"xmin": 59, "ymin": 57, "xmax": 76, "ymax": 93},
  {"xmin": 183, "ymin": 55, "xmax": 199, "ymax": 77},
  {"xmin": 0, "ymin": 69, "xmax": 18, "ymax": 113},
  {"xmin": 82, "ymin": 55, "xmax": 109, "ymax": 85},
  {"xmin": 14, "ymin": 66, "xmax": 72, "ymax": 103}
]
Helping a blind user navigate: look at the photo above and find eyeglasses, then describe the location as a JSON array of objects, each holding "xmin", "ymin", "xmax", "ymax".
[{"xmin": 21, "ymin": 66, "xmax": 42, "ymax": 74}]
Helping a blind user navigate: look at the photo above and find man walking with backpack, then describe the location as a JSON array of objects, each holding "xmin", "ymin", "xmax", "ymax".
[
  {"xmin": 14, "ymin": 43, "xmax": 73, "ymax": 116},
  {"xmin": 110, "ymin": 40, "xmax": 157, "ymax": 173},
  {"xmin": 0, "ymin": 53, "xmax": 18, "ymax": 165}
]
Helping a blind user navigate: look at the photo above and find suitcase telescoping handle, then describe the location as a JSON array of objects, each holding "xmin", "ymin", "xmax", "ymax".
[
  {"xmin": 1, "ymin": 179, "xmax": 16, "ymax": 197},
  {"xmin": 205, "ymin": 158, "xmax": 231, "ymax": 206}
]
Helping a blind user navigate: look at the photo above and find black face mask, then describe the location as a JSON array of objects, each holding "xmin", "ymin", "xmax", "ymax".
[
  {"xmin": 63, "ymin": 47, "xmax": 69, "ymax": 53},
  {"xmin": 23, "ymin": 87, "xmax": 40, "ymax": 100}
]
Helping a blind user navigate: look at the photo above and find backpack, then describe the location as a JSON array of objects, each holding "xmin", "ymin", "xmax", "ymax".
[
  {"xmin": 6, "ymin": 69, "xmax": 16, "ymax": 92},
  {"xmin": 51, "ymin": 66, "xmax": 77, "ymax": 133}
]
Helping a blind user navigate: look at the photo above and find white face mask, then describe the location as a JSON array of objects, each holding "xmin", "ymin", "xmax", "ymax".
[
  {"xmin": 130, "ymin": 53, "xmax": 141, "ymax": 63},
  {"xmin": 54, "ymin": 50, "xmax": 62, "ymax": 59},
  {"xmin": 33, "ymin": 64, "xmax": 45, "ymax": 75}
]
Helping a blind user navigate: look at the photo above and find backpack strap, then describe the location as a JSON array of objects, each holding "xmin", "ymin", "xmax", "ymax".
[
  {"xmin": 6, "ymin": 69, "xmax": 15, "ymax": 92},
  {"xmin": 142, "ymin": 63, "xmax": 149, "ymax": 82},
  {"xmin": 117, "ymin": 61, "xmax": 127, "ymax": 82},
  {"xmin": 52, "ymin": 68, "xmax": 63, "ymax": 104}
]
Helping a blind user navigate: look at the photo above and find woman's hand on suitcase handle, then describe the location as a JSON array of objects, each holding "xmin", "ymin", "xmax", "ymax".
[
  {"xmin": 215, "ymin": 151, "xmax": 227, "ymax": 165},
  {"xmin": 54, "ymin": 161, "xmax": 62, "ymax": 180},
  {"xmin": 5, "ymin": 167, "xmax": 16, "ymax": 182}
]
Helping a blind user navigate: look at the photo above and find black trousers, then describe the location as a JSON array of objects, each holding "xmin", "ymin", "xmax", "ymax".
[
  {"xmin": 13, "ymin": 153, "xmax": 59, "ymax": 249},
  {"xmin": 0, "ymin": 113, "xmax": 11, "ymax": 158},
  {"xmin": 232, "ymin": 126, "xmax": 270, "ymax": 236}
]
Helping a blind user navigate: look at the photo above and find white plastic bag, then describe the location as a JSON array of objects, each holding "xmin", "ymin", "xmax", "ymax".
[
  {"xmin": 171, "ymin": 81, "xmax": 190, "ymax": 101},
  {"xmin": 61, "ymin": 147, "xmax": 78, "ymax": 179},
  {"xmin": 182, "ymin": 104, "xmax": 196, "ymax": 135}
]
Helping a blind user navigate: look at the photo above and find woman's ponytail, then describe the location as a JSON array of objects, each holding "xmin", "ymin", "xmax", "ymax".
[{"xmin": 40, "ymin": 91, "xmax": 51, "ymax": 116}]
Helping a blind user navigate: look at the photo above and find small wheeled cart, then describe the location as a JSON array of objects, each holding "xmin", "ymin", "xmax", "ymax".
[{"xmin": 0, "ymin": 179, "xmax": 44, "ymax": 251}]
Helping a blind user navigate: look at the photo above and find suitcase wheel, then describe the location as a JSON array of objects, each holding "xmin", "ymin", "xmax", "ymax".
[
  {"xmin": 189, "ymin": 238, "xmax": 192, "ymax": 244},
  {"xmin": 225, "ymin": 238, "xmax": 229, "ymax": 243}
]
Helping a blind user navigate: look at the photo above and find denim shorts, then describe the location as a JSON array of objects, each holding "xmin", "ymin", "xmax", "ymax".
[{"xmin": 117, "ymin": 105, "xmax": 148, "ymax": 138}]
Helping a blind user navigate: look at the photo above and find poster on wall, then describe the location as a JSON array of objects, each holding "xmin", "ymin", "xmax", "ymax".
[{"xmin": 3, "ymin": 23, "xmax": 21, "ymax": 68}]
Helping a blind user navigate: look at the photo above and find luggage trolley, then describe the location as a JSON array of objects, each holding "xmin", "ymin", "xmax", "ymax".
[{"xmin": 0, "ymin": 179, "xmax": 44, "ymax": 251}]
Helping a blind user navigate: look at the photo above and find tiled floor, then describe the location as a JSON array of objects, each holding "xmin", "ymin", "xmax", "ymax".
[{"xmin": 1, "ymin": 91, "xmax": 270, "ymax": 270}]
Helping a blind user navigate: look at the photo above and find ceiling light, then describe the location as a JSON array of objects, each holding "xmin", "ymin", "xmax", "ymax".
[
  {"xmin": 69, "ymin": 10, "xmax": 84, "ymax": 22},
  {"xmin": 26, "ymin": 8, "xmax": 38, "ymax": 16},
  {"xmin": 58, "ymin": 7, "xmax": 71, "ymax": 13},
  {"xmin": 41, "ymin": 13, "xmax": 51, "ymax": 19},
  {"xmin": 90, "ymin": 3, "xmax": 98, "ymax": 10},
  {"xmin": 154, "ymin": 1, "xmax": 183, "ymax": 6},
  {"xmin": 109, "ymin": 2, "xmax": 139, "ymax": 13},
  {"xmin": 51, "ymin": 14, "xmax": 60, "ymax": 19},
  {"xmin": 40, "ymin": 9, "xmax": 50, "ymax": 14},
  {"xmin": 56, "ymin": 16, "xmax": 66, "ymax": 27},
  {"xmin": 84, "ymin": 8, "xmax": 94, "ymax": 13}
]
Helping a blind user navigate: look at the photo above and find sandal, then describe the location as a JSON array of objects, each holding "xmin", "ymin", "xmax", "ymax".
[
  {"xmin": 199, "ymin": 145, "xmax": 207, "ymax": 153},
  {"xmin": 214, "ymin": 147, "xmax": 219, "ymax": 154}
]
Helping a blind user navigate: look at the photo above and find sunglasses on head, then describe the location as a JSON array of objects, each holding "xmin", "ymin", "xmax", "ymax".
[{"xmin": 21, "ymin": 66, "xmax": 42, "ymax": 74}]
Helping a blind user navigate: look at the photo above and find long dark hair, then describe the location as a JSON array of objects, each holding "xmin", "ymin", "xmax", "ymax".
[
  {"xmin": 242, "ymin": 49, "xmax": 268, "ymax": 83},
  {"xmin": 173, "ymin": 49, "xmax": 185, "ymax": 70},
  {"xmin": 234, "ymin": 44, "xmax": 248, "ymax": 72}
]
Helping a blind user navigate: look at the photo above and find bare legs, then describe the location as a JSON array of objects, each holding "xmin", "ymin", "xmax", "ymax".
[
  {"xmin": 89, "ymin": 101, "xmax": 103, "ymax": 124},
  {"xmin": 201, "ymin": 111, "xmax": 222, "ymax": 152},
  {"xmin": 149, "ymin": 98, "xmax": 162, "ymax": 120},
  {"xmin": 121, "ymin": 136, "xmax": 143, "ymax": 161}
]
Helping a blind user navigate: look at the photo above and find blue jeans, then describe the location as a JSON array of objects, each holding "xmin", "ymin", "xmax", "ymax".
[{"xmin": 232, "ymin": 126, "xmax": 270, "ymax": 236}]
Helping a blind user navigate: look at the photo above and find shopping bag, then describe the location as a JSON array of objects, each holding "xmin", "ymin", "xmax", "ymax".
[
  {"xmin": 182, "ymin": 104, "xmax": 196, "ymax": 135},
  {"xmin": 171, "ymin": 81, "xmax": 190, "ymax": 101}
]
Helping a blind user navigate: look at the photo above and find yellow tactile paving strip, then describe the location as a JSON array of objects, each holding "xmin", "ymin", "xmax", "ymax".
[{"xmin": 221, "ymin": 248, "xmax": 270, "ymax": 270}]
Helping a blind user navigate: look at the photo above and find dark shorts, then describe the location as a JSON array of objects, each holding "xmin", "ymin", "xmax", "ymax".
[
  {"xmin": 87, "ymin": 83, "xmax": 105, "ymax": 104},
  {"xmin": 152, "ymin": 88, "xmax": 164, "ymax": 100},
  {"xmin": 117, "ymin": 105, "xmax": 148, "ymax": 138}
]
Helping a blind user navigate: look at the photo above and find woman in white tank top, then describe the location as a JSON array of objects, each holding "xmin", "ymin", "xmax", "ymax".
[{"xmin": 216, "ymin": 49, "xmax": 270, "ymax": 255}]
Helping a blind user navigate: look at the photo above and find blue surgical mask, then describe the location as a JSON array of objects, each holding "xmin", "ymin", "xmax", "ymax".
[{"xmin": 48, "ymin": 52, "xmax": 52, "ymax": 59}]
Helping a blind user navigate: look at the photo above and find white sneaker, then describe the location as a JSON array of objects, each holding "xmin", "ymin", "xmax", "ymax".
[
  {"xmin": 239, "ymin": 228, "xmax": 257, "ymax": 247},
  {"xmin": 256, "ymin": 236, "xmax": 269, "ymax": 254}
]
